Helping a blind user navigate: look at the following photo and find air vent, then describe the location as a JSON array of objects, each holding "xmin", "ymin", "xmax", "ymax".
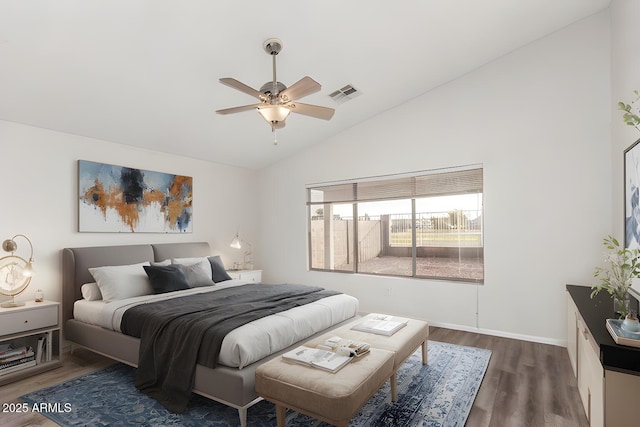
[{"xmin": 329, "ymin": 84, "xmax": 361, "ymax": 104}]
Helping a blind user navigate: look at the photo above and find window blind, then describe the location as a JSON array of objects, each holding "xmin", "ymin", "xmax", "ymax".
[{"xmin": 307, "ymin": 166, "xmax": 483, "ymax": 204}]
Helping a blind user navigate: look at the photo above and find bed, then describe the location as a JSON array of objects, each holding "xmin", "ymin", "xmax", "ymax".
[{"xmin": 62, "ymin": 242, "xmax": 359, "ymax": 426}]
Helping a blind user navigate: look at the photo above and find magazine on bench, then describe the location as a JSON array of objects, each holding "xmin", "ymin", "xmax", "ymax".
[
  {"xmin": 282, "ymin": 335, "xmax": 372, "ymax": 373},
  {"xmin": 282, "ymin": 346, "xmax": 353, "ymax": 373},
  {"xmin": 351, "ymin": 313, "xmax": 409, "ymax": 336}
]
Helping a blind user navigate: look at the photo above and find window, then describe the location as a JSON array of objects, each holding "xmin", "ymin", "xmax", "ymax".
[{"xmin": 307, "ymin": 166, "xmax": 483, "ymax": 283}]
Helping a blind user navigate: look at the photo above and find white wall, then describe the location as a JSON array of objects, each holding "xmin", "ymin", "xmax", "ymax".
[
  {"xmin": 611, "ymin": 0, "xmax": 640, "ymax": 298},
  {"xmin": 0, "ymin": 120, "xmax": 258, "ymax": 305},
  {"xmin": 612, "ymin": 0, "xmax": 640, "ymax": 234},
  {"xmin": 0, "ymin": 9, "xmax": 614, "ymax": 346},
  {"xmin": 258, "ymin": 11, "xmax": 612, "ymax": 345}
]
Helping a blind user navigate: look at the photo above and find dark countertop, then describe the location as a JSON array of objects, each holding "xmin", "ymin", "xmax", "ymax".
[{"xmin": 567, "ymin": 284, "xmax": 640, "ymax": 375}]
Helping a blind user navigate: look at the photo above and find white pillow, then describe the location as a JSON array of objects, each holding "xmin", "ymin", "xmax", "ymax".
[
  {"xmin": 81, "ymin": 282, "xmax": 103, "ymax": 301},
  {"xmin": 89, "ymin": 262, "xmax": 152, "ymax": 301},
  {"xmin": 171, "ymin": 258, "xmax": 215, "ymax": 287}
]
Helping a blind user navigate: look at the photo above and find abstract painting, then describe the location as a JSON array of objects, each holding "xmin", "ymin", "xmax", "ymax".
[
  {"xmin": 626, "ymin": 139, "xmax": 640, "ymax": 249},
  {"xmin": 78, "ymin": 160, "xmax": 193, "ymax": 233}
]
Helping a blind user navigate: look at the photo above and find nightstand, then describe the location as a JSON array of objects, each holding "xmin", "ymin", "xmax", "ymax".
[
  {"xmin": 0, "ymin": 300, "xmax": 61, "ymax": 385},
  {"xmin": 227, "ymin": 269, "xmax": 262, "ymax": 283}
]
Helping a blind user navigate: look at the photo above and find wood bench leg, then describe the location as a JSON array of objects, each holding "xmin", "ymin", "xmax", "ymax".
[
  {"xmin": 422, "ymin": 340, "xmax": 427, "ymax": 365},
  {"xmin": 276, "ymin": 404, "xmax": 287, "ymax": 427},
  {"xmin": 391, "ymin": 372, "xmax": 398, "ymax": 402}
]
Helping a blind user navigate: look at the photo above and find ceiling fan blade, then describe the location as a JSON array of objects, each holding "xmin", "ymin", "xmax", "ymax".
[
  {"xmin": 285, "ymin": 102, "xmax": 335, "ymax": 120},
  {"xmin": 219, "ymin": 78, "xmax": 264, "ymax": 100},
  {"xmin": 279, "ymin": 76, "xmax": 321, "ymax": 102},
  {"xmin": 215, "ymin": 104, "xmax": 261, "ymax": 115}
]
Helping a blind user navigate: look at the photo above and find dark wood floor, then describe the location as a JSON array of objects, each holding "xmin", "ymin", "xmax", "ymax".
[
  {"xmin": 429, "ymin": 327, "xmax": 587, "ymax": 427},
  {"xmin": 0, "ymin": 327, "xmax": 588, "ymax": 427}
]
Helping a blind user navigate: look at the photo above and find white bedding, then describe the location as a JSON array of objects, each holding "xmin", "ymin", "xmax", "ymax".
[{"xmin": 73, "ymin": 280, "xmax": 359, "ymax": 368}]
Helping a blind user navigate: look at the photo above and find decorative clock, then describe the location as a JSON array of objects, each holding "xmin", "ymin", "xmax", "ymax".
[{"xmin": 0, "ymin": 234, "xmax": 34, "ymax": 308}]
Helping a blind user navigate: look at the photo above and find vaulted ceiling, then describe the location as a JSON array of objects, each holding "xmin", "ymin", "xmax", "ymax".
[{"xmin": 0, "ymin": 0, "xmax": 610, "ymax": 169}]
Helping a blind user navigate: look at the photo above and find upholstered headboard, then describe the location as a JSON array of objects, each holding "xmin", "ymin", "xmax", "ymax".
[
  {"xmin": 151, "ymin": 242, "xmax": 211, "ymax": 262},
  {"xmin": 62, "ymin": 242, "xmax": 211, "ymax": 326}
]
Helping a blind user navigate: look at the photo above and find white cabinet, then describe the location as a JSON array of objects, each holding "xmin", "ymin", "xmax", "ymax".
[
  {"xmin": 0, "ymin": 301, "xmax": 61, "ymax": 385},
  {"xmin": 567, "ymin": 287, "xmax": 640, "ymax": 426},
  {"xmin": 567, "ymin": 293, "xmax": 604, "ymax": 426},
  {"xmin": 605, "ymin": 369, "xmax": 640, "ymax": 426},
  {"xmin": 575, "ymin": 315, "xmax": 604, "ymax": 427},
  {"xmin": 566, "ymin": 297, "xmax": 578, "ymax": 377},
  {"xmin": 228, "ymin": 269, "xmax": 262, "ymax": 283}
]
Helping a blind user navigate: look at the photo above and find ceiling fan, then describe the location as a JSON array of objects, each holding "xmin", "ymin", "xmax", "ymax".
[{"xmin": 216, "ymin": 38, "xmax": 335, "ymax": 144}]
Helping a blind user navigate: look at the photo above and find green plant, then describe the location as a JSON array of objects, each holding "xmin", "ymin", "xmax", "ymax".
[
  {"xmin": 591, "ymin": 236, "xmax": 640, "ymax": 318},
  {"xmin": 618, "ymin": 90, "xmax": 640, "ymax": 132}
]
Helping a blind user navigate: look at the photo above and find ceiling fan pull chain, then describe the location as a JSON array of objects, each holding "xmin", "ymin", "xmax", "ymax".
[{"xmin": 272, "ymin": 125, "xmax": 278, "ymax": 145}]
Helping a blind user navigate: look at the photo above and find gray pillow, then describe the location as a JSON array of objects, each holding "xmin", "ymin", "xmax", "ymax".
[
  {"xmin": 143, "ymin": 264, "xmax": 190, "ymax": 294},
  {"xmin": 173, "ymin": 258, "xmax": 216, "ymax": 287},
  {"xmin": 208, "ymin": 256, "xmax": 232, "ymax": 282}
]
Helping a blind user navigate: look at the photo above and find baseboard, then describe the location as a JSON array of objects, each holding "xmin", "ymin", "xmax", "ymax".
[{"xmin": 428, "ymin": 320, "xmax": 567, "ymax": 348}]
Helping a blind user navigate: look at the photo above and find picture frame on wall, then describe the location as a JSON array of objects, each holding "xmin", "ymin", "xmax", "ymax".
[
  {"xmin": 624, "ymin": 139, "xmax": 640, "ymax": 301},
  {"xmin": 78, "ymin": 160, "xmax": 193, "ymax": 233},
  {"xmin": 625, "ymin": 139, "xmax": 640, "ymax": 249}
]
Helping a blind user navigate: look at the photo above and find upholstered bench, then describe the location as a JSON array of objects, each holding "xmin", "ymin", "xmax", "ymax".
[
  {"xmin": 255, "ymin": 348, "xmax": 394, "ymax": 427},
  {"xmin": 304, "ymin": 314, "xmax": 429, "ymax": 401}
]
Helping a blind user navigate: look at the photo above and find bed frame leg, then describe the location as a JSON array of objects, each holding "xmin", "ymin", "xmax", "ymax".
[{"xmin": 238, "ymin": 407, "xmax": 247, "ymax": 427}]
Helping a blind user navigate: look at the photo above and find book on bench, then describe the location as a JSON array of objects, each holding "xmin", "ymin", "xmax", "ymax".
[
  {"xmin": 351, "ymin": 313, "xmax": 409, "ymax": 336},
  {"xmin": 316, "ymin": 336, "xmax": 371, "ymax": 357},
  {"xmin": 282, "ymin": 346, "xmax": 353, "ymax": 373}
]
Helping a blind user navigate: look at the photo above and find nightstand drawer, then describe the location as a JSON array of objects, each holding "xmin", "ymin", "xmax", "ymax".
[
  {"xmin": 0, "ymin": 304, "xmax": 58, "ymax": 336},
  {"xmin": 227, "ymin": 269, "xmax": 262, "ymax": 283}
]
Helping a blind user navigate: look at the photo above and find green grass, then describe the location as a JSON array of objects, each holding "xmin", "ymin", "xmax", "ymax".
[{"xmin": 390, "ymin": 231, "xmax": 482, "ymax": 247}]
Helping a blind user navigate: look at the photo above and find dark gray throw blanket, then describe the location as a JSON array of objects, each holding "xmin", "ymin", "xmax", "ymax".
[{"xmin": 120, "ymin": 283, "xmax": 341, "ymax": 413}]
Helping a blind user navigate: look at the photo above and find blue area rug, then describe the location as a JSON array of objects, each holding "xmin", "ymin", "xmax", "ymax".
[{"xmin": 21, "ymin": 341, "xmax": 491, "ymax": 426}]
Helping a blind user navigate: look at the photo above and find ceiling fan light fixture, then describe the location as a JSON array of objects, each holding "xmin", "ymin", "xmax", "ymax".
[
  {"xmin": 216, "ymin": 38, "xmax": 335, "ymax": 143},
  {"xmin": 257, "ymin": 105, "xmax": 290, "ymax": 124}
]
